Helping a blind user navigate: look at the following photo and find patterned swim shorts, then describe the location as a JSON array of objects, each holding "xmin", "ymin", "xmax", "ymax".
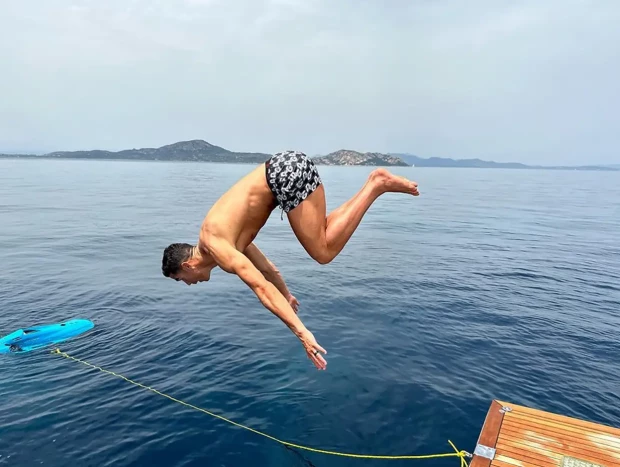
[{"xmin": 265, "ymin": 150, "xmax": 322, "ymax": 215}]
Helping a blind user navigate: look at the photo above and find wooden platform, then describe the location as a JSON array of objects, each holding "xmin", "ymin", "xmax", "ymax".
[{"xmin": 471, "ymin": 400, "xmax": 620, "ymax": 467}]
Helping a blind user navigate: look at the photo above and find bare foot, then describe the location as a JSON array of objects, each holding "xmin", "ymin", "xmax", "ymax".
[{"xmin": 369, "ymin": 168, "xmax": 419, "ymax": 196}]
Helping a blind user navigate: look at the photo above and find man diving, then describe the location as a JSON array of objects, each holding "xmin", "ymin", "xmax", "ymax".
[{"xmin": 162, "ymin": 150, "xmax": 419, "ymax": 370}]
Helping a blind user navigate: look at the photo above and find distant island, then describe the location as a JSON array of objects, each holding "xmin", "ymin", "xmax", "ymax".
[
  {"xmin": 390, "ymin": 153, "xmax": 618, "ymax": 172},
  {"xmin": 313, "ymin": 150, "xmax": 409, "ymax": 167},
  {"xmin": 0, "ymin": 139, "xmax": 617, "ymax": 171},
  {"xmin": 30, "ymin": 140, "xmax": 271, "ymax": 164}
]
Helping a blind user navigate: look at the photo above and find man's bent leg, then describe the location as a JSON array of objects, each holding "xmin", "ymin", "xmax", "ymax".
[
  {"xmin": 286, "ymin": 184, "xmax": 329, "ymax": 263},
  {"xmin": 287, "ymin": 169, "xmax": 419, "ymax": 264}
]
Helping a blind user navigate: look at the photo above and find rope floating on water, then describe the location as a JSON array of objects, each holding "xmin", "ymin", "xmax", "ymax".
[{"xmin": 51, "ymin": 348, "xmax": 471, "ymax": 464}]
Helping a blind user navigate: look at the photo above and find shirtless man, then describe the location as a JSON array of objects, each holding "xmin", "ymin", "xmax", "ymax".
[{"xmin": 161, "ymin": 150, "xmax": 419, "ymax": 370}]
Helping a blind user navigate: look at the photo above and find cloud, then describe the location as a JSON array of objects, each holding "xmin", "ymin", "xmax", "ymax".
[{"xmin": 0, "ymin": 0, "xmax": 618, "ymax": 164}]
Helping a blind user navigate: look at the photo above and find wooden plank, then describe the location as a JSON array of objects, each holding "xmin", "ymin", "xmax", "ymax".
[
  {"xmin": 500, "ymin": 426, "xmax": 620, "ymax": 465},
  {"xmin": 497, "ymin": 434, "xmax": 620, "ymax": 467},
  {"xmin": 501, "ymin": 418, "xmax": 620, "ymax": 455},
  {"xmin": 471, "ymin": 400, "xmax": 507, "ymax": 467},
  {"xmin": 504, "ymin": 412, "xmax": 620, "ymax": 451},
  {"xmin": 492, "ymin": 457, "xmax": 530, "ymax": 467},
  {"xmin": 491, "ymin": 458, "xmax": 525, "ymax": 467},
  {"xmin": 497, "ymin": 400, "xmax": 620, "ymax": 437},
  {"xmin": 495, "ymin": 439, "xmax": 559, "ymax": 467},
  {"xmin": 502, "ymin": 414, "xmax": 620, "ymax": 449},
  {"xmin": 492, "ymin": 454, "xmax": 554, "ymax": 467},
  {"xmin": 505, "ymin": 410, "xmax": 620, "ymax": 445}
]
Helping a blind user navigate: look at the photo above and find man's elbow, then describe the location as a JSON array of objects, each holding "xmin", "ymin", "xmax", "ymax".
[
  {"xmin": 237, "ymin": 263, "xmax": 269, "ymax": 294},
  {"xmin": 252, "ymin": 281, "xmax": 273, "ymax": 307}
]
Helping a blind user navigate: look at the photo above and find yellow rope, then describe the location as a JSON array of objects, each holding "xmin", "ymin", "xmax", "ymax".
[{"xmin": 51, "ymin": 348, "xmax": 471, "ymax": 464}]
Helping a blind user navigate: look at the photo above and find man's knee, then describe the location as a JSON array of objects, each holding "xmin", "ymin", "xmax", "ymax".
[{"xmin": 312, "ymin": 250, "xmax": 333, "ymax": 265}]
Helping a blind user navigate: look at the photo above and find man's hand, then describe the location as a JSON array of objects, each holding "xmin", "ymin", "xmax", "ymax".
[
  {"xmin": 299, "ymin": 329, "xmax": 327, "ymax": 370},
  {"xmin": 287, "ymin": 294, "xmax": 300, "ymax": 313}
]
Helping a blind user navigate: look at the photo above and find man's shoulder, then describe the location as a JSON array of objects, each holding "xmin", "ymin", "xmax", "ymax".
[
  {"xmin": 199, "ymin": 216, "xmax": 226, "ymax": 239},
  {"xmin": 198, "ymin": 227, "xmax": 237, "ymax": 253}
]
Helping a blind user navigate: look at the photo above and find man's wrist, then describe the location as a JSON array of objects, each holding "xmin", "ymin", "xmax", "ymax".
[{"xmin": 291, "ymin": 324, "xmax": 309, "ymax": 339}]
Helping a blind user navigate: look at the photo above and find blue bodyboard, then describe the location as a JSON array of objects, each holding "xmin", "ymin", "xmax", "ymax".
[{"xmin": 0, "ymin": 319, "xmax": 94, "ymax": 353}]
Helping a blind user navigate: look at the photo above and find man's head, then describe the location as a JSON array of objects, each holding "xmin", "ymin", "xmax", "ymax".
[{"xmin": 162, "ymin": 243, "xmax": 212, "ymax": 285}]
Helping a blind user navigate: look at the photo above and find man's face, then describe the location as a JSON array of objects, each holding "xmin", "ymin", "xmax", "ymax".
[
  {"xmin": 170, "ymin": 268, "xmax": 207, "ymax": 286},
  {"xmin": 166, "ymin": 248, "xmax": 216, "ymax": 285},
  {"xmin": 170, "ymin": 259, "xmax": 213, "ymax": 286}
]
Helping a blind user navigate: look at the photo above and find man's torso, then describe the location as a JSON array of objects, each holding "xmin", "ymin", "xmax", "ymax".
[{"xmin": 199, "ymin": 163, "xmax": 276, "ymax": 252}]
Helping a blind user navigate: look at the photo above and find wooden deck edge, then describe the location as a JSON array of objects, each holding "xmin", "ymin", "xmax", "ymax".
[{"xmin": 471, "ymin": 400, "xmax": 507, "ymax": 467}]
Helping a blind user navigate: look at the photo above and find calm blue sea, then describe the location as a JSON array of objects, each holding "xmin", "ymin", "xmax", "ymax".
[{"xmin": 1, "ymin": 159, "xmax": 619, "ymax": 467}]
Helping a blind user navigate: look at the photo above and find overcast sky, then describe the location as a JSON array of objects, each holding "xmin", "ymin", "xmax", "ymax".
[{"xmin": 1, "ymin": 0, "xmax": 618, "ymax": 165}]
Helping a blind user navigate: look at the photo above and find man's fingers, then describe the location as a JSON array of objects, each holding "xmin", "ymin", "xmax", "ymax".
[
  {"xmin": 308, "ymin": 350, "xmax": 327, "ymax": 370},
  {"xmin": 314, "ymin": 357, "xmax": 326, "ymax": 370},
  {"xmin": 315, "ymin": 351, "xmax": 327, "ymax": 369},
  {"xmin": 309, "ymin": 353, "xmax": 320, "ymax": 369}
]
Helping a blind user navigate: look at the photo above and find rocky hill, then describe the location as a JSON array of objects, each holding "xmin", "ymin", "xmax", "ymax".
[
  {"xmin": 44, "ymin": 140, "xmax": 272, "ymax": 163},
  {"xmin": 312, "ymin": 150, "xmax": 409, "ymax": 167}
]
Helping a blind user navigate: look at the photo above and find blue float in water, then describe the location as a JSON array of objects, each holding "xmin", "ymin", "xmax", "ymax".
[{"xmin": 0, "ymin": 319, "xmax": 94, "ymax": 354}]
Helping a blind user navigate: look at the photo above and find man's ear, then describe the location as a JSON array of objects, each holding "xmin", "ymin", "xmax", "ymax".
[{"xmin": 182, "ymin": 255, "xmax": 201, "ymax": 270}]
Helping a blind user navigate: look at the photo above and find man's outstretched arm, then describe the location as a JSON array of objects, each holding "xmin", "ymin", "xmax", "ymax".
[
  {"xmin": 244, "ymin": 243, "xmax": 299, "ymax": 312},
  {"xmin": 207, "ymin": 236, "xmax": 326, "ymax": 370}
]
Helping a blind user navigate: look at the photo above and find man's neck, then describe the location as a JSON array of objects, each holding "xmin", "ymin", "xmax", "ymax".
[
  {"xmin": 191, "ymin": 245, "xmax": 202, "ymax": 261},
  {"xmin": 191, "ymin": 245, "xmax": 216, "ymax": 269}
]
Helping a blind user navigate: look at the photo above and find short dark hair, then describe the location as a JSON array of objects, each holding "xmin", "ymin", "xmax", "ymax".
[{"xmin": 162, "ymin": 243, "xmax": 194, "ymax": 277}]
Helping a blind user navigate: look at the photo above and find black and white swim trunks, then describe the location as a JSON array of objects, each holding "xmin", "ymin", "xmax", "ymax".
[{"xmin": 265, "ymin": 150, "xmax": 322, "ymax": 215}]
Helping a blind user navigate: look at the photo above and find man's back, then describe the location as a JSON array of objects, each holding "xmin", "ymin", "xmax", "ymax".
[{"xmin": 200, "ymin": 163, "xmax": 276, "ymax": 252}]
